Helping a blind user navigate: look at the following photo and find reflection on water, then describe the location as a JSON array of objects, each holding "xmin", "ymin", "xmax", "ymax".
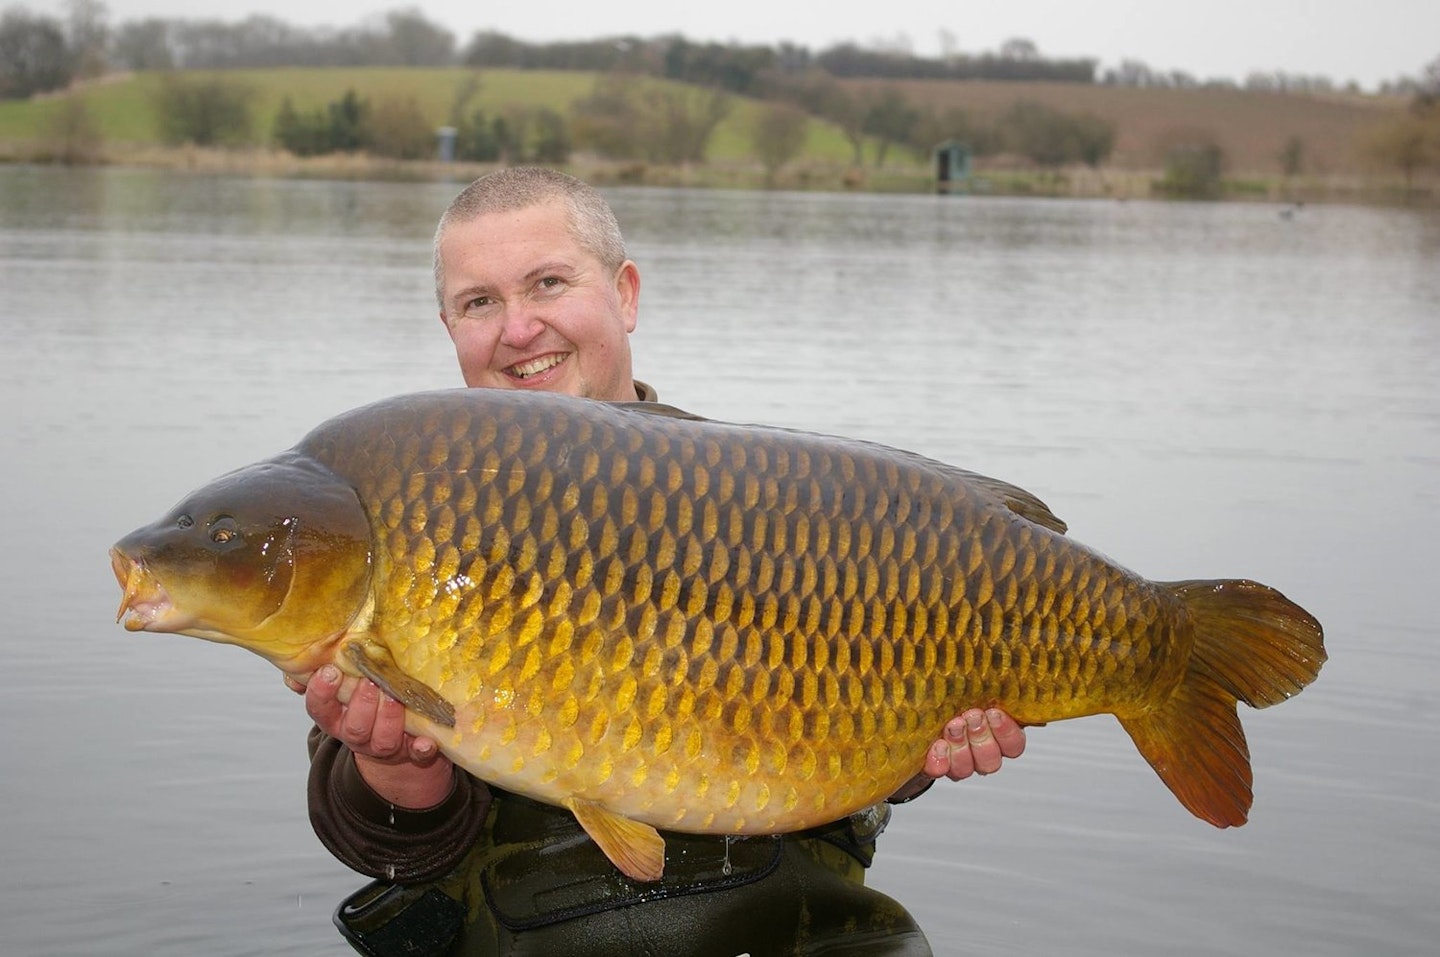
[{"xmin": 2, "ymin": 167, "xmax": 1437, "ymax": 955}]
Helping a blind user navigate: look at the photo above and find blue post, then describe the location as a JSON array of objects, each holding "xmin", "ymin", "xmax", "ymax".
[
  {"xmin": 436, "ymin": 126, "xmax": 458, "ymax": 163},
  {"xmin": 935, "ymin": 140, "xmax": 973, "ymax": 195}
]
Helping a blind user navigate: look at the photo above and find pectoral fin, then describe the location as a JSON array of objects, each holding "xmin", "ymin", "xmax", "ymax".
[
  {"xmin": 564, "ymin": 798, "xmax": 667, "ymax": 882},
  {"xmin": 342, "ymin": 640, "xmax": 455, "ymax": 728}
]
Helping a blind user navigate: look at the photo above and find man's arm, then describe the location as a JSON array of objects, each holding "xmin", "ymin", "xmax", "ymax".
[{"xmin": 294, "ymin": 667, "xmax": 489, "ymax": 881}]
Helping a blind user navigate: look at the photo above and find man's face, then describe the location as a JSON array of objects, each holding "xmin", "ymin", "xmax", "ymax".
[{"xmin": 438, "ymin": 201, "xmax": 639, "ymax": 401}]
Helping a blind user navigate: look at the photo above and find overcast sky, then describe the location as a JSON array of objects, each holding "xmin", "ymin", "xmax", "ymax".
[{"xmin": 61, "ymin": 0, "xmax": 1440, "ymax": 90}]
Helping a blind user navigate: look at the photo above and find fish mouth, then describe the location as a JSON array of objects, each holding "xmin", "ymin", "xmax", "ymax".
[
  {"xmin": 110, "ymin": 547, "xmax": 181, "ymax": 632},
  {"xmin": 504, "ymin": 352, "xmax": 569, "ymax": 382}
]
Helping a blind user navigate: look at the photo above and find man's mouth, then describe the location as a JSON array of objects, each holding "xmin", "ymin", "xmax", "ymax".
[{"xmin": 505, "ymin": 353, "xmax": 568, "ymax": 380}]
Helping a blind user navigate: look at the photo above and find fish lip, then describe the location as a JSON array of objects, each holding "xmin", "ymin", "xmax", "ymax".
[{"xmin": 109, "ymin": 547, "xmax": 177, "ymax": 632}]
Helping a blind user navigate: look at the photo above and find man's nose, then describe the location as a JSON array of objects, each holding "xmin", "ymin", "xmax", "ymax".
[{"xmin": 498, "ymin": 304, "xmax": 545, "ymax": 345}]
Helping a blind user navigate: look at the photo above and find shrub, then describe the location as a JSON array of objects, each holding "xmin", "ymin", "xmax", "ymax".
[
  {"xmin": 44, "ymin": 97, "xmax": 104, "ymax": 164},
  {"xmin": 571, "ymin": 74, "xmax": 729, "ymax": 164},
  {"xmin": 1366, "ymin": 113, "xmax": 1438, "ymax": 190},
  {"xmin": 1156, "ymin": 132, "xmax": 1226, "ymax": 199},
  {"xmin": 455, "ymin": 109, "xmax": 502, "ymax": 162},
  {"xmin": 272, "ymin": 97, "xmax": 330, "ymax": 156},
  {"xmin": 752, "ymin": 103, "xmax": 809, "ymax": 185},
  {"xmin": 326, "ymin": 89, "xmax": 370, "ymax": 153},
  {"xmin": 368, "ymin": 96, "xmax": 434, "ymax": 159},
  {"xmin": 454, "ymin": 105, "xmax": 570, "ymax": 163},
  {"xmin": 996, "ymin": 101, "xmax": 1116, "ymax": 168},
  {"xmin": 530, "ymin": 108, "xmax": 571, "ymax": 164},
  {"xmin": 152, "ymin": 74, "xmax": 255, "ymax": 146}
]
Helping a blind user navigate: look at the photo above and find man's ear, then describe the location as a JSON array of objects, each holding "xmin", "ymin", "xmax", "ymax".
[{"xmin": 615, "ymin": 260, "xmax": 641, "ymax": 332}]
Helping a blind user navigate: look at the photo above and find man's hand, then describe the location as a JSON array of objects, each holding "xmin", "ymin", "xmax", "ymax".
[
  {"xmin": 890, "ymin": 708, "xmax": 1027, "ymax": 802},
  {"xmin": 287, "ymin": 665, "xmax": 454, "ymax": 809}
]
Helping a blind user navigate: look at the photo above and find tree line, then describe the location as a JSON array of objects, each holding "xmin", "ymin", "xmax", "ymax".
[
  {"xmin": 2, "ymin": 3, "xmax": 1127, "ymax": 176},
  {"xmin": 9, "ymin": 4, "xmax": 1439, "ymax": 193},
  {"xmin": 14, "ymin": 3, "xmax": 1427, "ymax": 103},
  {"xmin": 8, "ymin": 4, "xmax": 1116, "ymax": 99}
]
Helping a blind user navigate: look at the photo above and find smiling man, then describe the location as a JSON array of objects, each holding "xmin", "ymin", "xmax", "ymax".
[
  {"xmin": 302, "ymin": 168, "xmax": 1026, "ymax": 957},
  {"xmin": 436, "ymin": 174, "xmax": 643, "ymax": 402}
]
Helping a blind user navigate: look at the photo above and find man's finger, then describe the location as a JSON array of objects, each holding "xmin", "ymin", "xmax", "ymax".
[
  {"xmin": 942, "ymin": 718, "xmax": 978, "ymax": 780},
  {"xmin": 342, "ymin": 678, "xmax": 381, "ymax": 745},
  {"xmin": 987, "ymin": 708, "xmax": 1028, "ymax": 759},
  {"xmin": 964, "ymin": 709, "xmax": 1003, "ymax": 775},
  {"xmin": 304, "ymin": 665, "xmax": 344, "ymax": 729},
  {"xmin": 408, "ymin": 736, "xmax": 442, "ymax": 767},
  {"xmin": 368, "ymin": 694, "xmax": 408, "ymax": 757}
]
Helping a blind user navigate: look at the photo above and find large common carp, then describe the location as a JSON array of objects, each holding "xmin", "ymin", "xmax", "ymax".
[{"xmin": 111, "ymin": 390, "xmax": 1324, "ymax": 881}]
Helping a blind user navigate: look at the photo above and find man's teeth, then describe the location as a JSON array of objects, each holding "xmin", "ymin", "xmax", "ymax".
[{"xmin": 509, "ymin": 355, "xmax": 566, "ymax": 379}]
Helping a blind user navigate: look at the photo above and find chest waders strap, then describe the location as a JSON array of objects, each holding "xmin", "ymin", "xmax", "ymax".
[{"xmin": 333, "ymin": 880, "xmax": 465, "ymax": 957}]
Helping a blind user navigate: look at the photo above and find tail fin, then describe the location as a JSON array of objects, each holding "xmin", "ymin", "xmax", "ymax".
[{"xmin": 1118, "ymin": 579, "xmax": 1325, "ymax": 827}]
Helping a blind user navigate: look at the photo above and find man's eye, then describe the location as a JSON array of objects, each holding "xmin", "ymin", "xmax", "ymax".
[{"xmin": 537, "ymin": 277, "xmax": 564, "ymax": 292}]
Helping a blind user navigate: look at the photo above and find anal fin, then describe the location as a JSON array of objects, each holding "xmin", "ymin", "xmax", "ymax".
[
  {"xmin": 564, "ymin": 798, "xmax": 667, "ymax": 882},
  {"xmin": 1119, "ymin": 670, "xmax": 1252, "ymax": 828},
  {"xmin": 342, "ymin": 640, "xmax": 455, "ymax": 728}
]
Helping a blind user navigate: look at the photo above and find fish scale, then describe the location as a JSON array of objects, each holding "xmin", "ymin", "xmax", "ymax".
[
  {"xmin": 307, "ymin": 395, "xmax": 1179, "ymax": 821},
  {"xmin": 112, "ymin": 388, "xmax": 1324, "ymax": 882}
]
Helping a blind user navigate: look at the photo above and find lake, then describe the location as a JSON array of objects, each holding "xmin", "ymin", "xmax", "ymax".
[{"xmin": 1, "ymin": 165, "xmax": 1436, "ymax": 955}]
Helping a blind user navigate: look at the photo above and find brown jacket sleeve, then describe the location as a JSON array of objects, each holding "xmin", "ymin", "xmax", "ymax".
[{"xmin": 307, "ymin": 726, "xmax": 491, "ymax": 882}]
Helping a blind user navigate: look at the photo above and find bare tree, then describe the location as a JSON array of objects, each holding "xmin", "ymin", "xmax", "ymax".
[
  {"xmin": 111, "ymin": 18, "xmax": 173, "ymax": 70},
  {"xmin": 45, "ymin": 95, "xmax": 103, "ymax": 163},
  {"xmin": 646, "ymin": 84, "xmax": 730, "ymax": 163},
  {"xmin": 1367, "ymin": 115, "xmax": 1436, "ymax": 193},
  {"xmin": 0, "ymin": 8, "xmax": 73, "ymax": 98},
  {"xmin": 64, "ymin": 0, "xmax": 108, "ymax": 78},
  {"xmin": 380, "ymin": 7, "xmax": 455, "ymax": 66},
  {"xmin": 861, "ymin": 86, "xmax": 919, "ymax": 167},
  {"xmin": 1279, "ymin": 136, "xmax": 1304, "ymax": 178},
  {"xmin": 999, "ymin": 37, "xmax": 1039, "ymax": 61},
  {"xmin": 152, "ymin": 73, "xmax": 255, "ymax": 146},
  {"xmin": 751, "ymin": 103, "xmax": 808, "ymax": 186}
]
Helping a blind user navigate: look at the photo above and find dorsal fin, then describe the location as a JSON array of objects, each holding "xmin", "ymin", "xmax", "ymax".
[{"xmin": 960, "ymin": 470, "xmax": 1068, "ymax": 534}]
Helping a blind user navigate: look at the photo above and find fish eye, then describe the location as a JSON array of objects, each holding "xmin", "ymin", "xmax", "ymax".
[
  {"xmin": 209, "ymin": 516, "xmax": 241, "ymax": 546},
  {"xmin": 177, "ymin": 515, "xmax": 194, "ymax": 529}
]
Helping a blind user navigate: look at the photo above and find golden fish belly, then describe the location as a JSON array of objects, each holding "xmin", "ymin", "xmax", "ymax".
[{"xmin": 305, "ymin": 390, "xmax": 1190, "ymax": 835}]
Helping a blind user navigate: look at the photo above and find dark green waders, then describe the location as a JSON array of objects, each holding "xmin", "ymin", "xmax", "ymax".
[{"xmin": 336, "ymin": 790, "xmax": 933, "ymax": 957}]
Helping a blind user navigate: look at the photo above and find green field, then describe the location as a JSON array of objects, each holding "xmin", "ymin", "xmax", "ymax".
[
  {"xmin": 0, "ymin": 67, "xmax": 1423, "ymax": 201},
  {"xmin": 0, "ymin": 67, "xmax": 861, "ymax": 164}
]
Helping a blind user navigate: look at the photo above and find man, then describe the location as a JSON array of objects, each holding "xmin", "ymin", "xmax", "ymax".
[{"xmin": 296, "ymin": 167, "xmax": 1026, "ymax": 956}]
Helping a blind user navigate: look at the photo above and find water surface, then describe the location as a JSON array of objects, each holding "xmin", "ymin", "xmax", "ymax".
[{"xmin": 2, "ymin": 166, "xmax": 1436, "ymax": 955}]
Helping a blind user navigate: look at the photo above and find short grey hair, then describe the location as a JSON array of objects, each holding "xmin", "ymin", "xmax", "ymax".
[{"xmin": 433, "ymin": 167, "xmax": 628, "ymax": 309}]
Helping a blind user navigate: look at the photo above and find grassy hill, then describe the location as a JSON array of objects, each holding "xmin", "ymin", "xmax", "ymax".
[
  {"xmin": 0, "ymin": 67, "xmax": 860, "ymax": 164},
  {"xmin": 0, "ymin": 67, "xmax": 1419, "ymax": 199}
]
